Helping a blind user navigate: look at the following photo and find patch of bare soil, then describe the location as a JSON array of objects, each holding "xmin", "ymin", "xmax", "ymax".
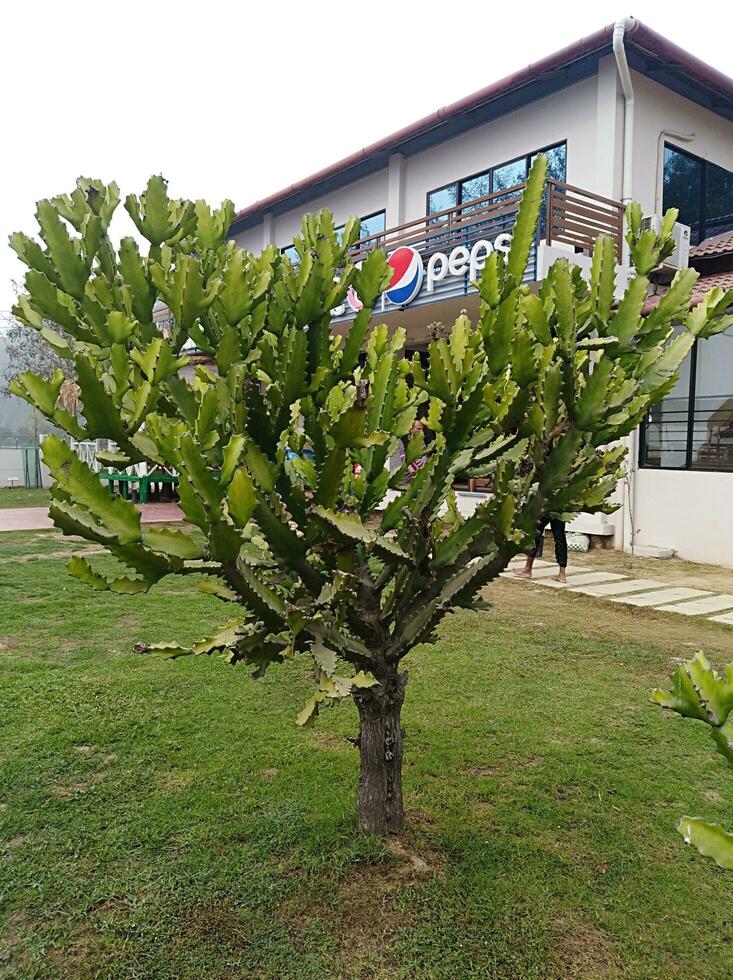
[
  {"xmin": 158, "ymin": 769, "xmax": 197, "ymax": 789},
  {"xmin": 181, "ymin": 900, "xmax": 251, "ymax": 949},
  {"xmin": 281, "ymin": 834, "xmax": 442, "ymax": 977},
  {"xmin": 311, "ymin": 729, "xmax": 352, "ymax": 752},
  {"xmin": 551, "ymin": 914, "xmax": 619, "ymax": 978},
  {"xmin": 0, "ymin": 911, "xmax": 33, "ymax": 973},
  {"xmin": 46, "ymin": 922, "xmax": 100, "ymax": 976},
  {"xmin": 485, "ymin": 574, "xmax": 733, "ymax": 660},
  {"xmin": 0, "ymin": 546, "xmax": 103, "ymax": 565},
  {"xmin": 588, "ymin": 548, "xmax": 733, "ymax": 595},
  {"xmin": 464, "ymin": 763, "xmax": 500, "ymax": 777},
  {"xmin": 52, "ymin": 749, "xmax": 117, "ymax": 797}
]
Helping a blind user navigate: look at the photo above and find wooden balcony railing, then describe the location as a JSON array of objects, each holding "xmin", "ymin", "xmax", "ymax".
[
  {"xmin": 348, "ymin": 179, "xmax": 625, "ymax": 269},
  {"xmin": 545, "ymin": 180, "xmax": 625, "ymax": 263}
]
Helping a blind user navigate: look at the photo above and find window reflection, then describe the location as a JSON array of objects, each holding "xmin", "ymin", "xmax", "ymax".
[
  {"xmin": 641, "ymin": 327, "xmax": 733, "ymax": 473},
  {"xmin": 692, "ymin": 328, "xmax": 733, "ymax": 471},
  {"xmin": 664, "ymin": 145, "xmax": 733, "ymax": 246},
  {"xmin": 706, "ymin": 164, "xmax": 733, "ymax": 240},
  {"xmin": 359, "ymin": 211, "xmax": 386, "ymax": 241},
  {"xmin": 426, "ymin": 142, "xmax": 567, "ymax": 232},
  {"xmin": 492, "ymin": 157, "xmax": 527, "ymax": 193}
]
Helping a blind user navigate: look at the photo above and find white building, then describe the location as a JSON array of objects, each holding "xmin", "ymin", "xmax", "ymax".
[{"xmin": 229, "ymin": 19, "xmax": 733, "ymax": 567}]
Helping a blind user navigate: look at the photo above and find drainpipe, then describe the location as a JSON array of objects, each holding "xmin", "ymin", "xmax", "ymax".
[
  {"xmin": 613, "ymin": 16, "xmax": 637, "ymax": 554},
  {"xmin": 613, "ymin": 17, "xmax": 636, "ymax": 217}
]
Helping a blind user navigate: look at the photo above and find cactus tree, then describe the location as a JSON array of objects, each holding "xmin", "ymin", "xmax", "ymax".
[{"xmin": 9, "ymin": 158, "xmax": 732, "ymax": 834}]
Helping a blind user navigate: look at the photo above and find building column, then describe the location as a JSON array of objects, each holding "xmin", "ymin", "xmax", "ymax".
[
  {"xmin": 262, "ymin": 212, "xmax": 275, "ymax": 250},
  {"xmin": 594, "ymin": 55, "xmax": 623, "ymax": 200},
  {"xmin": 387, "ymin": 153, "xmax": 406, "ymax": 229}
]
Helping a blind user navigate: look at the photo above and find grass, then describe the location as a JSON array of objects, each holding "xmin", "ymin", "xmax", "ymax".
[
  {"xmin": 2, "ymin": 532, "xmax": 733, "ymax": 978},
  {"xmin": 0, "ymin": 487, "xmax": 49, "ymax": 509}
]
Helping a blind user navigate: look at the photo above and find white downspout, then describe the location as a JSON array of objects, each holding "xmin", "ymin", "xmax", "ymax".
[
  {"xmin": 613, "ymin": 17, "xmax": 636, "ymax": 233},
  {"xmin": 613, "ymin": 16, "xmax": 637, "ymax": 555}
]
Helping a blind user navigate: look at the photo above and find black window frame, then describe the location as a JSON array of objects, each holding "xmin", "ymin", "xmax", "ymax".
[
  {"xmin": 425, "ymin": 140, "xmax": 567, "ymax": 217},
  {"xmin": 663, "ymin": 142, "xmax": 733, "ymax": 245},
  {"xmin": 639, "ymin": 332, "xmax": 733, "ymax": 474},
  {"xmin": 354, "ymin": 209, "xmax": 386, "ymax": 242}
]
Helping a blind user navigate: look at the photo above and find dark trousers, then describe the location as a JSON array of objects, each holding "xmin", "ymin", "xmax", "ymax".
[{"xmin": 534, "ymin": 516, "xmax": 567, "ymax": 568}]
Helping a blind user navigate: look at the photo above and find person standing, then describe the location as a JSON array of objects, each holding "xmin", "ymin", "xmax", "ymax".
[{"xmin": 513, "ymin": 514, "xmax": 568, "ymax": 583}]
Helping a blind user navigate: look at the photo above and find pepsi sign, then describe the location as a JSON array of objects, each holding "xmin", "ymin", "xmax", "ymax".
[
  {"xmin": 384, "ymin": 246, "xmax": 423, "ymax": 306},
  {"xmin": 331, "ymin": 231, "xmax": 513, "ymax": 316}
]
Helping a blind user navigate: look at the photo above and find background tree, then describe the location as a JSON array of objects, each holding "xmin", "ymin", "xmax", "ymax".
[
  {"xmin": 1, "ymin": 286, "xmax": 74, "ymax": 442},
  {"xmin": 9, "ymin": 160, "xmax": 732, "ymax": 834}
]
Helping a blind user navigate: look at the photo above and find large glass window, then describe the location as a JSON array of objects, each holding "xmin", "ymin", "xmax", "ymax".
[
  {"xmin": 426, "ymin": 142, "xmax": 566, "ymax": 223},
  {"xmin": 492, "ymin": 157, "xmax": 527, "ymax": 194},
  {"xmin": 640, "ymin": 327, "xmax": 733, "ymax": 472},
  {"xmin": 664, "ymin": 144, "xmax": 733, "ymax": 246},
  {"xmin": 427, "ymin": 184, "xmax": 458, "ymax": 220},
  {"xmin": 358, "ymin": 210, "xmax": 386, "ymax": 241}
]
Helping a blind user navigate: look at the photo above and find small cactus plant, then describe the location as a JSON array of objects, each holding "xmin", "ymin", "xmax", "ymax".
[{"xmin": 652, "ymin": 651, "xmax": 733, "ymax": 870}]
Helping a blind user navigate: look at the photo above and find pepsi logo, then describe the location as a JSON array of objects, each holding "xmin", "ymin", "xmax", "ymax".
[{"xmin": 385, "ymin": 246, "xmax": 423, "ymax": 306}]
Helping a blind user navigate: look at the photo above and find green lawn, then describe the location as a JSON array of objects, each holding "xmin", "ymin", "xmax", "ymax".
[
  {"xmin": 0, "ymin": 487, "xmax": 49, "ymax": 509},
  {"xmin": 2, "ymin": 533, "xmax": 733, "ymax": 978}
]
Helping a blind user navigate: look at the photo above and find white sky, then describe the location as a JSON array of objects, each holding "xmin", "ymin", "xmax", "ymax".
[{"xmin": 1, "ymin": 0, "xmax": 732, "ymax": 312}]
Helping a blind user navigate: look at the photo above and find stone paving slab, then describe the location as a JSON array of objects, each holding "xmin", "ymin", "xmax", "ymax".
[
  {"xmin": 500, "ymin": 564, "xmax": 581, "ymax": 580},
  {"xmin": 570, "ymin": 578, "xmax": 666, "ymax": 596},
  {"xmin": 507, "ymin": 558, "xmax": 551, "ymax": 568},
  {"xmin": 538, "ymin": 571, "xmax": 626, "ymax": 589},
  {"xmin": 710, "ymin": 612, "xmax": 733, "ymax": 626},
  {"xmin": 612, "ymin": 587, "xmax": 712, "ymax": 607},
  {"xmin": 656, "ymin": 595, "xmax": 733, "ymax": 616}
]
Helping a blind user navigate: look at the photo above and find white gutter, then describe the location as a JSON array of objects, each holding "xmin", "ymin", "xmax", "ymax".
[{"xmin": 612, "ymin": 16, "xmax": 637, "ymax": 555}]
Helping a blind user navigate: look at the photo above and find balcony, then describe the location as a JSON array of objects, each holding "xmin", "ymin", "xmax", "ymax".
[{"xmin": 340, "ymin": 180, "xmax": 625, "ymax": 318}]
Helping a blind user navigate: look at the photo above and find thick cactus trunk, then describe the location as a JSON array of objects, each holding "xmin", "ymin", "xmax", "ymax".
[{"xmin": 353, "ymin": 667, "xmax": 407, "ymax": 835}]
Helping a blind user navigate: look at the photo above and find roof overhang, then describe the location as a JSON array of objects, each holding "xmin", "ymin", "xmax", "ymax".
[{"xmin": 230, "ymin": 21, "xmax": 733, "ymax": 236}]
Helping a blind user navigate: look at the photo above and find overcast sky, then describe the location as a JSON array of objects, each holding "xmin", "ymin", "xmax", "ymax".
[{"xmin": 1, "ymin": 0, "xmax": 731, "ymax": 313}]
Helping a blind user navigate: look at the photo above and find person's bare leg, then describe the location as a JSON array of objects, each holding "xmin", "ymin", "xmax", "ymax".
[
  {"xmin": 513, "ymin": 555, "xmax": 535, "ymax": 578},
  {"xmin": 552, "ymin": 566, "xmax": 567, "ymax": 583}
]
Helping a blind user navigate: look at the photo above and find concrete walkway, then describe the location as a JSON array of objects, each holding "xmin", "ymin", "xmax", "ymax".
[
  {"xmin": 0, "ymin": 502, "xmax": 184, "ymax": 532},
  {"xmin": 503, "ymin": 558, "xmax": 733, "ymax": 627}
]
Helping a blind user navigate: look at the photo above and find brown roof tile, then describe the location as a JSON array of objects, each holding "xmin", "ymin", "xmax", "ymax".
[
  {"xmin": 643, "ymin": 270, "xmax": 733, "ymax": 314},
  {"xmin": 691, "ymin": 230, "xmax": 733, "ymax": 258}
]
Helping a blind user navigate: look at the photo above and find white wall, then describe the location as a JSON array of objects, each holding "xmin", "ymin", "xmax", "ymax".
[
  {"xmin": 633, "ymin": 469, "xmax": 733, "ymax": 568},
  {"xmin": 232, "ymin": 168, "xmax": 388, "ymax": 254},
  {"xmin": 0, "ymin": 447, "xmax": 24, "ymax": 487},
  {"xmin": 630, "ymin": 70, "xmax": 733, "ymax": 216},
  {"xmin": 232, "ymin": 74, "xmax": 608, "ymax": 253},
  {"xmin": 232, "ymin": 61, "xmax": 733, "ymax": 255},
  {"xmin": 402, "ymin": 75, "xmax": 601, "ymax": 219}
]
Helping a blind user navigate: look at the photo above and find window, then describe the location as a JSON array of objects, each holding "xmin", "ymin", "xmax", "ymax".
[
  {"xmin": 358, "ymin": 210, "xmax": 385, "ymax": 241},
  {"xmin": 664, "ymin": 144, "xmax": 733, "ymax": 246},
  {"xmin": 281, "ymin": 243, "xmax": 299, "ymax": 264},
  {"xmin": 640, "ymin": 326, "xmax": 733, "ymax": 472},
  {"xmin": 426, "ymin": 142, "xmax": 566, "ymax": 220}
]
